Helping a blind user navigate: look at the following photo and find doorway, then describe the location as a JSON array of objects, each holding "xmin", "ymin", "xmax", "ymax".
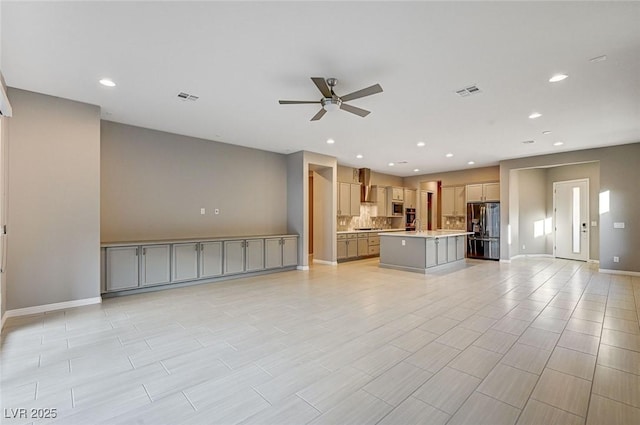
[
  {"xmin": 554, "ymin": 179, "xmax": 589, "ymax": 261},
  {"xmin": 419, "ymin": 190, "xmax": 435, "ymax": 231}
]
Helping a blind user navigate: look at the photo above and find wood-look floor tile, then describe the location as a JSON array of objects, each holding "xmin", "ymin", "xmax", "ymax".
[
  {"xmin": 435, "ymin": 327, "xmax": 482, "ymax": 350},
  {"xmin": 557, "ymin": 330, "xmax": 600, "ymax": 355},
  {"xmin": 405, "ymin": 342, "xmax": 461, "ymax": 373},
  {"xmin": 603, "ymin": 317, "xmax": 640, "ymax": 335},
  {"xmin": 572, "ymin": 307, "xmax": 605, "ymax": 323},
  {"xmin": 517, "ymin": 399, "xmax": 584, "ymax": 425},
  {"xmin": 419, "ymin": 316, "xmax": 461, "ymax": 335},
  {"xmin": 565, "ymin": 317, "xmax": 602, "ymax": 337},
  {"xmin": 600, "ymin": 328, "xmax": 640, "ymax": 352},
  {"xmin": 390, "ymin": 328, "xmax": 439, "ymax": 353},
  {"xmin": 239, "ymin": 395, "xmax": 320, "ymax": 425},
  {"xmin": 351, "ymin": 344, "xmax": 410, "ymax": 377},
  {"xmin": 547, "ymin": 346, "xmax": 596, "ymax": 380},
  {"xmin": 473, "ymin": 329, "xmax": 519, "ymax": 354},
  {"xmin": 362, "ymin": 361, "xmax": 433, "ymax": 406},
  {"xmin": 605, "ymin": 307, "xmax": 638, "ymax": 322},
  {"xmin": 377, "ymin": 396, "xmax": 450, "ymax": 425},
  {"xmin": 447, "ymin": 392, "xmax": 521, "ymax": 425},
  {"xmin": 597, "ymin": 343, "xmax": 640, "ymax": 375},
  {"xmin": 518, "ymin": 327, "xmax": 561, "ymax": 351},
  {"xmin": 308, "ymin": 390, "xmax": 393, "ymax": 425},
  {"xmin": 531, "ymin": 368, "xmax": 591, "ymax": 416},
  {"xmin": 296, "ymin": 366, "xmax": 373, "ymax": 413},
  {"xmin": 491, "ymin": 317, "xmax": 531, "ymax": 336},
  {"xmin": 478, "ymin": 364, "xmax": 538, "ymax": 409},
  {"xmin": 592, "ymin": 365, "xmax": 640, "ymax": 408},
  {"xmin": 586, "ymin": 394, "xmax": 640, "ymax": 425},
  {"xmin": 459, "ymin": 315, "xmax": 498, "ymax": 333},
  {"xmin": 448, "ymin": 345, "xmax": 502, "ymax": 379},
  {"xmin": 412, "ymin": 366, "xmax": 481, "ymax": 414}
]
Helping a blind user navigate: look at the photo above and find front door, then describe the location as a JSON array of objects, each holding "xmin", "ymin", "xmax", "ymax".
[{"xmin": 554, "ymin": 179, "xmax": 589, "ymax": 261}]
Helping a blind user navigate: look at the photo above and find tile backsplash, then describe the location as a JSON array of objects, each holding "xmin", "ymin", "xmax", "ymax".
[
  {"xmin": 337, "ymin": 204, "xmax": 396, "ymax": 231},
  {"xmin": 442, "ymin": 215, "xmax": 466, "ymax": 230}
]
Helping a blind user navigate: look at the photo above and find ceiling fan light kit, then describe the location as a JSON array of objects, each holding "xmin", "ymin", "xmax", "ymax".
[{"xmin": 279, "ymin": 77, "xmax": 383, "ymax": 121}]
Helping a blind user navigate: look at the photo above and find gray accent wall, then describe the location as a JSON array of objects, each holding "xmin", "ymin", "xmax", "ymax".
[
  {"xmin": 6, "ymin": 89, "xmax": 101, "ymax": 310},
  {"xmin": 516, "ymin": 168, "xmax": 548, "ymax": 256},
  {"xmin": 100, "ymin": 121, "xmax": 288, "ymax": 242},
  {"xmin": 500, "ymin": 143, "xmax": 640, "ymax": 272}
]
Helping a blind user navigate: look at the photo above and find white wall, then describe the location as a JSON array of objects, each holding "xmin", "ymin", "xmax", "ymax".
[
  {"xmin": 101, "ymin": 121, "xmax": 288, "ymax": 241},
  {"xmin": 6, "ymin": 89, "xmax": 101, "ymax": 310}
]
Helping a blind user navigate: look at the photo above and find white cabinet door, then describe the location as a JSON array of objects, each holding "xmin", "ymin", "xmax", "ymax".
[
  {"xmin": 265, "ymin": 238, "xmax": 283, "ymax": 269},
  {"xmin": 484, "ymin": 183, "xmax": 500, "ymax": 202},
  {"xmin": 337, "ymin": 239, "xmax": 347, "ymax": 259},
  {"xmin": 245, "ymin": 239, "xmax": 264, "ymax": 272},
  {"xmin": 373, "ymin": 187, "xmax": 387, "ymax": 217},
  {"xmin": 200, "ymin": 241, "xmax": 223, "ymax": 278},
  {"xmin": 454, "ymin": 186, "xmax": 466, "ymax": 215},
  {"xmin": 404, "ymin": 189, "xmax": 417, "ymax": 208},
  {"xmin": 436, "ymin": 238, "xmax": 448, "ymax": 265},
  {"xmin": 141, "ymin": 245, "xmax": 171, "ymax": 286},
  {"xmin": 106, "ymin": 246, "xmax": 139, "ymax": 291},
  {"xmin": 426, "ymin": 239, "xmax": 437, "ymax": 267},
  {"xmin": 456, "ymin": 236, "xmax": 466, "ymax": 260},
  {"xmin": 224, "ymin": 240, "xmax": 245, "ymax": 275},
  {"xmin": 350, "ymin": 183, "xmax": 361, "ymax": 216},
  {"xmin": 357, "ymin": 237, "xmax": 369, "ymax": 256},
  {"xmin": 466, "ymin": 184, "xmax": 484, "ymax": 202},
  {"xmin": 347, "ymin": 239, "xmax": 358, "ymax": 258},
  {"xmin": 447, "ymin": 236, "xmax": 457, "ymax": 263},
  {"xmin": 338, "ymin": 182, "xmax": 350, "ymax": 216},
  {"xmin": 172, "ymin": 243, "xmax": 198, "ymax": 282},
  {"xmin": 282, "ymin": 237, "xmax": 298, "ymax": 267},
  {"xmin": 441, "ymin": 187, "xmax": 455, "ymax": 216}
]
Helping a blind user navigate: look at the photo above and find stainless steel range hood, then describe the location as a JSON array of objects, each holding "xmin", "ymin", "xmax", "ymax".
[{"xmin": 359, "ymin": 168, "xmax": 373, "ymax": 203}]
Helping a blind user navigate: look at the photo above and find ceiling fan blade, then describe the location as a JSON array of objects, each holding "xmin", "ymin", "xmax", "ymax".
[
  {"xmin": 311, "ymin": 77, "xmax": 332, "ymax": 98},
  {"xmin": 310, "ymin": 108, "xmax": 327, "ymax": 121},
  {"xmin": 279, "ymin": 100, "xmax": 321, "ymax": 104},
  {"xmin": 340, "ymin": 84, "xmax": 383, "ymax": 102},
  {"xmin": 340, "ymin": 103, "xmax": 370, "ymax": 117}
]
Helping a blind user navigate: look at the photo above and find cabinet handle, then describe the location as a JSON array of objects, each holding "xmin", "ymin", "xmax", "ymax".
[
  {"xmin": 142, "ymin": 248, "xmax": 146, "ymax": 255},
  {"xmin": 135, "ymin": 247, "xmax": 139, "ymax": 256}
]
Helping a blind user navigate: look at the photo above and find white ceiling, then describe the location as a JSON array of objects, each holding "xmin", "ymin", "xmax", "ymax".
[{"xmin": 2, "ymin": 1, "xmax": 639, "ymax": 176}]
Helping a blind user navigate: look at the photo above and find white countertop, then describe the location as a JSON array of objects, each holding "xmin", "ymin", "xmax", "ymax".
[
  {"xmin": 337, "ymin": 229, "xmax": 406, "ymax": 234},
  {"xmin": 378, "ymin": 230, "xmax": 473, "ymax": 238},
  {"xmin": 101, "ymin": 234, "xmax": 299, "ymax": 247}
]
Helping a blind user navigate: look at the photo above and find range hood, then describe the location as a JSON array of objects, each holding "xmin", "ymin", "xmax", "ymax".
[{"xmin": 359, "ymin": 168, "xmax": 373, "ymax": 203}]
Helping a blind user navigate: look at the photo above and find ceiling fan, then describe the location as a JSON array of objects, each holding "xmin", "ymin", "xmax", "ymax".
[{"xmin": 279, "ymin": 77, "xmax": 383, "ymax": 121}]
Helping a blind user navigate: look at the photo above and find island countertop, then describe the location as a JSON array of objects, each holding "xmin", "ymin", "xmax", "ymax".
[{"xmin": 378, "ymin": 230, "xmax": 472, "ymax": 238}]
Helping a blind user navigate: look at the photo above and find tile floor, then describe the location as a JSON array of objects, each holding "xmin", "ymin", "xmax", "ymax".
[{"xmin": 1, "ymin": 257, "xmax": 639, "ymax": 425}]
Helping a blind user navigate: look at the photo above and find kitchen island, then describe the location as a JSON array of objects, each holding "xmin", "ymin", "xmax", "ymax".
[{"xmin": 379, "ymin": 230, "xmax": 472, "ymax": 273}]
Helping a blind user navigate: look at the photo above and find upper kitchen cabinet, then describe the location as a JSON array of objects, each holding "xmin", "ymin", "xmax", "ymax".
[
  {"xmin": 466, "ymin": 182, "xmax": 500, "ymax": 202},
  {"xmin": 371, "ymin": 185, "xmax": 387, "ymax": 217},
  {"xmin": 404, "ymin": 188, "xmax": 417, "ymax": 209},
  {"xmin": 388, "ymin": 186, "xmax": 404, "ymax": 202},
  {"xmin": 338, "ymin": 182, "xmax": 361, "ymax": 216},
  {"xmin": 441, "ymin": 186, "xmax": 465, "ymax": 216}
]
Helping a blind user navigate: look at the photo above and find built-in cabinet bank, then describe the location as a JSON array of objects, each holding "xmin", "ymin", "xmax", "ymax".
[
  {"xmin": 337, "ymin": 229, "xmax": 405, "ymax": 262},
  {"xmin": 101, "ymin": 234, "xmax": 298, "ymax": 295}
]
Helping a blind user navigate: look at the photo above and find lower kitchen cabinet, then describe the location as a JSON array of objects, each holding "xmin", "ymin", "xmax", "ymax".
[
  {"xmin": 103, "ymin": 234, "xmax": 297, "ymax": 294},
  {"xmin": 173, "ymin": 243, "xmax": 199, "ymax": 282},
  {"xmin": 426, "ymin": 239, "xmax": 437, "ymax": 267},
  {"xmin": 357, "ymin": 233, "xmax": 369, "ymax": 256},
  {"xmin": 105, "ymin": 246, "xmax": 139, "ymax": 291},
  {"xmin": 200, "ymin": 241, "xmax": 223, "ymax": 278},
  {"xmin": 337, "ymin": 234, "xmax": 359, "ymax": 260},
  {"xmin": 436, "ymin": 238, "xmax": 448, "ymax": 265},
  {"xmin": 266, "ymin": 237, "xmax": 298, "ymax": 269},
  {"xmin": 141, "ymin": 244, "xmax": 171, "ymax": 286},
  {"xmin": 456, "ymin": 235, "xmax": 466, "ymax": 260}
]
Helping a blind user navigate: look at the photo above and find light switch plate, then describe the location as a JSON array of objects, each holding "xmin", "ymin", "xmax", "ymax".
[
  {"xmin": 591, "ymin": 221, "xmax": 597, "ymax": 227},
  {"xmin": 613, "ymin": 222, "xmax": 625, "ymax": 229},
  {"xmin": 200, "ymin": 208, "xmax": 205, "ymax": 215},
  {"xmin": 401, "ymin": 240, "xmax": 406, "ymax": 246}
]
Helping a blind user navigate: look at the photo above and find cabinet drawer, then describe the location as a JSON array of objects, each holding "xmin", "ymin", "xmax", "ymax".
[
  {"xmin": 369, "ymin": 245, "xmax": 380, "ymax": 255},
  {"xmin": 337, "ymin": 234, "xmax": 348, "ymax": 240},
  {"xmin": 357, "ymin": 232, "xmax": 369, "ymax": 239},
  {"xmin": 347, "ymin": 233, "xmax": 357, "ymax": 239},
  {"xmin": 368, "ymin": 236, "xmax": 380, "ymax": 246}
]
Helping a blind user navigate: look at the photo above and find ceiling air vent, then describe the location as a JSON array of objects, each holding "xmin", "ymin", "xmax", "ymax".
[
  {"xmin": 177, "ymin": 92, "xmax": 199, "ymax": 101},
  {"xmin": 455, "ymin": 85, "xmax": 481, "ymax": 97}
]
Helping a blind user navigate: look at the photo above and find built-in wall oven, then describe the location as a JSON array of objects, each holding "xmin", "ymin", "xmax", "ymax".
[{"xmin": 405, "ymin": 208, "xmax": 416, "ymax": 231}]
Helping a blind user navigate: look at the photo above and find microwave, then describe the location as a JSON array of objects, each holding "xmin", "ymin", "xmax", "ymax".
[{"xmin": 391, "ymin": 202, "xmax": 404, "ymax": 216}]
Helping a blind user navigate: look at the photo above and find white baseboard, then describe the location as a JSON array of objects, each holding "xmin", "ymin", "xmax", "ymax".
[
  {"xmin": 3, "ymin": 297, "xmax": 102, "ymax": 320},
  {"xmin": 588, "ymin": 259, "xmax": 600, "ymax": 264},
  {"xmin": 500, "ymin": 259, "xmax": 511, "ymax": 263},
  {"xmin": 297, "ymin": 265, "xmax": 310, "ymax": 271},
  {"xmin": 598, "ymin": 268, "xmax": 640, "ymax": 277},
  {"xmin": 1, "ymin": 312, "xmax": 7, "ymax": 331},
  {"xmin": 509, "ymin": 254, "xmax": 554, "ymax": 261},
  {"xmin": 313, "ymin": 259, "xmax": 338, "ymax": 266}
]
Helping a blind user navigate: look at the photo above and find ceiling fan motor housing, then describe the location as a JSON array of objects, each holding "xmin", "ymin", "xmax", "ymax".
[{"xmin": 321, "ymin": 96, "xmax": 342, "ymax": 111}]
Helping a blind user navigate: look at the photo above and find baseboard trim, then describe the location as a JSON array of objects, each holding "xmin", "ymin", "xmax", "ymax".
[
  {"xmin": 587, "ymin": 259, "xmax": 600, "ymax": 264},
  {"xmin": 297, "ymin": 265, "xmax": 310, "ymax": 271},
  {"xmin": 500, "ymin": 259, "xmax": 511, "ymax": 263},
  {"xmin": 598, "ymin": 268, "xmax": 640, "ymax": 277},
  {"xmin": 312, "ymin": 259, "xmax": 338, "ymax": 266},
  {"xmin": 1, "ymin": 312, "xmax": 7, "ymax": 331},
  {"xmin": 3, "ymin": 297, "xmax": 102, "ymax": 320}
]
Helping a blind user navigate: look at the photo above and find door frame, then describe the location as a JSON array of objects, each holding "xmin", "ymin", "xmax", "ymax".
[{"xmin": 553, "ymin": 178, "xmax": 589, "ymax": 261}]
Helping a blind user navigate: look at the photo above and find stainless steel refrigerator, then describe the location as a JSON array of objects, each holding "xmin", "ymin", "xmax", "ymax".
[{"xmin": 467, "ymin": 202, "xmax": 500, "ymax": 260}]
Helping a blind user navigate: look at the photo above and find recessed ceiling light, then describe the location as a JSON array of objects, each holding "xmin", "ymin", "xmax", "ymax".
[
  {"xmin": 356, "ymin": 154, "xmax": 363, "ymax": 159},
  {"xmin": 388, "ymin": 162, "xmax": 395, "ymax": 166},
  {"xmin": 99, "ymin": 78, "xmax": 116, "ymax": 87},
  {"xmin": 326, "ymin": 138, "xmax": 335, "ymax": 144},
  {"xmin": 417, "ymin": 141, "xmax": 425, "ymax": 147},
  {"xmin": 413, "ymin": 168, "xmax": 420, "ymax": 172},
  {"xmin": 467, "ymin": 161, "xmax": 475, "ymax": 165},
  {"xmin": 445, "ymin": 153, "xmax": 453, "ymax": 158},
  {"xmin": 542, "ymin": 131, "xmax": 552, "ymax": 135},
  {"xmin": 549, "ymin": 74, "xmax": 568, "ymax": 83},
  {"xmin": 553, "ymin": 141, "xmax": 564, "ymax": 146},
  {"xmin": 522, "ymin": 140, "xmax": 535, "ymax": 144},
  {"xmin": 529, "ymin": 112, "xmax": 542, "ymax": 119},
  {"xmin": 589, "ymin": 55, "xmax": 607, "ymax": 63}
]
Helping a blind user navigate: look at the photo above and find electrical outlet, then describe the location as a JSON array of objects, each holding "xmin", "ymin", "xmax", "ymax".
[
  {"xmin": 591, "ymin": 221, "xmax": 597, "ymax": 227},
  {"xmin": 522, "ymin": 244, "xmax": 526, "ymax": 250},
  {"xmin": 613, "ymin": 256, "xmax": 620, "ymax": 263},
  {"xmin": 402, "ymin": 240, "xmax": 406, "ymax": 246},
  {"xmin": 214, "ymin": 208, "xmax": 220, "ymax": 215},
  {"xmin": 200, "ymin": 208, "xmax": 205, "ymax": 215}
]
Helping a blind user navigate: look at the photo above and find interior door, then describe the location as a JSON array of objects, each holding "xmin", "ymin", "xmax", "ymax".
[{"xmin": 554, "ymin": 179, "xmax": 589, "ymax": 261}]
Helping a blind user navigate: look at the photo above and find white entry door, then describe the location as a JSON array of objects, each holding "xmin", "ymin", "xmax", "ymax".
[{"xmin": 554, "ymin": 179, "xmax": 589, "ymax": 261}]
